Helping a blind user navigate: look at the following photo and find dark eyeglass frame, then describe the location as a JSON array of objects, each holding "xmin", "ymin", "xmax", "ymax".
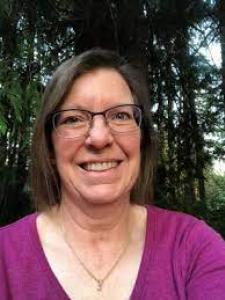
[{"xmin": 50, "ymin": 104, "xmax": 143, "ymax": 138}]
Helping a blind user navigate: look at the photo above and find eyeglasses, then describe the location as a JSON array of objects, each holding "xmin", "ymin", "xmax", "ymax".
[{"xmin": 51, "ymin": 104, "xmax": 142, "ymax": 139}]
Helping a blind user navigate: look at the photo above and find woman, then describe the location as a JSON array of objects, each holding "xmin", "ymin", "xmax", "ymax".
[{"xmin": 0, "ymin": 49, "xmax": 225, "ymax": 300}]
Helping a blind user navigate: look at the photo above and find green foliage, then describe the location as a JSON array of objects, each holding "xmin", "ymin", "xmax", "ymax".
[
  {"xmin": 204, "ymin": 169, "xmax": 225, "ymax": 237},
  {"xmin": 0, "ymin": 0, "xmax": 225, "ymax": 237},
  {"xmin": 155, "ymin": 168, "xmax": 225, "ymax": 238},
  {"xmin": 205, "ymin": 169, "xmax": 225, "ymax": 210},
  {"xmin": 0, "ymin": 102, "xmax": 7, "ymax": 135}
]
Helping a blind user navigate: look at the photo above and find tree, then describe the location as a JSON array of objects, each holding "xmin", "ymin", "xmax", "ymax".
[{"xmin": 0, "ymin": 0, "xmax": 224, "ymax": 236}]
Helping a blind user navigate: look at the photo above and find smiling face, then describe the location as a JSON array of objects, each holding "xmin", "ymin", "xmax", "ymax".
[{"xmin": 51, "ymin": 68, "xmax": 141, "ymax": 206}]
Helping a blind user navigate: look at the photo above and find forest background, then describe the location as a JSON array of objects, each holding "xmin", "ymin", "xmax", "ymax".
[{"xmin": 1, "ymin": 0, "xmax": 225, "ymax": 237}]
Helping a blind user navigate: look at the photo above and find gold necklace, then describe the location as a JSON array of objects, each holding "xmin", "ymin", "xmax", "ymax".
[{"xmin": 61, "ymin": 223, "xmax": 130, "ymax": 292}]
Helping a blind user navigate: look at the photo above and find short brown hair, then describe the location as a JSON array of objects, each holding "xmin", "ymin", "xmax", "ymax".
[{"xmin": 31, "ymin": 48, "xmax": 156, "ymax": 210}]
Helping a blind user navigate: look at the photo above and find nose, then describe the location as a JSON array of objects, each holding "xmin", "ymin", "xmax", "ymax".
[{"xmin": 85, "ymin": 116, "xmax": 113, "ymax": 149}]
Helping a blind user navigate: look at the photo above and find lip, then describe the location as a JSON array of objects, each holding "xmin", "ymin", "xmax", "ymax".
[
  {"xmin": 78, "ymin": 159, "xmax": 124, "ymax": 183},
  {"xmin": 83, "ymin": 161, "xmax": 119, "ymax": 171},
  {"xmin": 79, "ymin": 160, "xmax": 122, "ymax": 172},
  {"xmin": 77, "ymin": 159, "xmax": 123, "ymax": 185}
]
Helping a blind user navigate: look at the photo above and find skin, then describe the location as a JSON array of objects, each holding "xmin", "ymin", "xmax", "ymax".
[
  {"xmin": 51, "ymin": 68, "xmax": 142, "ymax": 227},
  {"xmin": 37, "ymin": 68, "xmax": 147, "ymax": 299}
]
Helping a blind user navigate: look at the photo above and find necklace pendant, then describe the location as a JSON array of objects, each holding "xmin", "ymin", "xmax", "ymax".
[{"xmin": 97, "ymin": 280, "xmax": 103, "ymax": 292}]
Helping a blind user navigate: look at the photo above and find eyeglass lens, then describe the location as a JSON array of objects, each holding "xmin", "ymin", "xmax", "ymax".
[{"xmin": 52, "ymin": 105, "xmax": 142, "ymax": 139}]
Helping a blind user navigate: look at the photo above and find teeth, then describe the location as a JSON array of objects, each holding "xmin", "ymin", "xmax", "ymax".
[{"xmin": 83, "ymin": 161, "xmax": 118, "ymax": 171}]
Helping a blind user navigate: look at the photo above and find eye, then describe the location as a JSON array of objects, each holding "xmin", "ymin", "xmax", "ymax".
[
  {"xmin": 112, "ymin": 111, "xmax": 133, "ymax": 121},
  {"xmin": 61, "ymin": 116, "xmax": 82, "ymax": 125},
  {"xmin": 57, "ymin": 113, "xmax": 87, "ymax": 127}
]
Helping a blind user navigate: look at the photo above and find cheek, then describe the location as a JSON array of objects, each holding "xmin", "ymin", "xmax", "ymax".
[
  {"xmin": 118, "ymin": 132, "xmax": 141, "ymax": 161},
  {"xmin": 51, "ymin": 133, "xmax": 83, "ymax": 163},
  {"xmin": 126, "ymin": 131, "xmax": 141, "ymax": 151}
]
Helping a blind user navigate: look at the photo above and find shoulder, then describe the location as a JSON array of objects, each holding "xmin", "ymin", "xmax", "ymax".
[
  {"xmin": 0, "ymin": 213, "xmax": 37, "ymax": 235},
  {"xmin": 146, "ymin": 205, "xmax": 225, "ymax": 249},
  {"xmin": 146, "ymin": 205, "xmax": 225, "ymax": 297},
  {"xmin": 146, "ymin": 205, "xmax": 200, "ymax": 235},
  {"xmin": 0, "ymin": 213, "xmax": 38, "ymax": 255},
  {"xmin": 147, "ymin": 204, "xmax": 200, "ymax": 225}
]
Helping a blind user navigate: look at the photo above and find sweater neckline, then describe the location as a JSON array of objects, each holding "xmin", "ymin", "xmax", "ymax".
[
  {"xmin": 129, "ymin": 205, "xmax": 155, "ymax": 299},
  {"xmin": 30, "ymin": 205, "xmax": 155, "ymax": 299},
  {"xmin": 29, "ymin": 212, "xmax": 70, "ymax": 299}
]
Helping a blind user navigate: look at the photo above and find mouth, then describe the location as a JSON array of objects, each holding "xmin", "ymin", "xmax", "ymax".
[{"xmin": 80, "ymin": 161, "xmax": 120, "ymax": 172}]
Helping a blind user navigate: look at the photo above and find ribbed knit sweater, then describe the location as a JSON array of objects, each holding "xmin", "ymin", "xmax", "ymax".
[{"xmin": 1, "ymin": 205, "xmax": 225, "ymax": 299}]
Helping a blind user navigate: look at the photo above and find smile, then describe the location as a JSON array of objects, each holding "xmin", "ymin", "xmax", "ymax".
[{"xmin": 81, "ymin": 161, "xmax": 119, "ymax": 171}]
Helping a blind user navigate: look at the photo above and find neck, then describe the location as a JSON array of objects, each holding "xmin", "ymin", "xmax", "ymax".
[{"xmin": 54, "ymin": 195, "xmax": 133, "ymax": 246}]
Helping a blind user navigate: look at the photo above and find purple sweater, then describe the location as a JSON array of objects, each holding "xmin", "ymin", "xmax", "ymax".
[{"xmin": 1, "ymin": 205, "xmax": 225, "ymax": 299}]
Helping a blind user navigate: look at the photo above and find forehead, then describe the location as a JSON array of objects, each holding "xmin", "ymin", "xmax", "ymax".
[{"xmin": 60, "ymin": 68, "xmax": 134, "ymax": 110}]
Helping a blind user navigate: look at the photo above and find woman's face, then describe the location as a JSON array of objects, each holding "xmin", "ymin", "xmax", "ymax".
[{"xmin": 51, "ymin": 68, "xmax": 141, "ymax": 205}]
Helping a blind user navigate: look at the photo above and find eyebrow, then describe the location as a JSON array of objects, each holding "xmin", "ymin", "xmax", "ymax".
[{"xmin": 60, "ymin": 100, "xmax": 134, "ymax": 111}]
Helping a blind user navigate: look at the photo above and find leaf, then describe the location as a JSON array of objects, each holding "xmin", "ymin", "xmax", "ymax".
[
  {"xmin": 7, "ymin": 81, "xmax": 23, "ymax": 123},
  {"xmin": 0, "ymin": 0, "xmax": 13, "ymax": 18},
  {"xmin": 0, "ymin": 115, "xmax": 7, "ymax": 135}
]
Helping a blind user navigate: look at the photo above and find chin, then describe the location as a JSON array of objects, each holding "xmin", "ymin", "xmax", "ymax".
[{"xmin": 81, "ymin": 187, "xmax": 127, "ymax": 206}]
